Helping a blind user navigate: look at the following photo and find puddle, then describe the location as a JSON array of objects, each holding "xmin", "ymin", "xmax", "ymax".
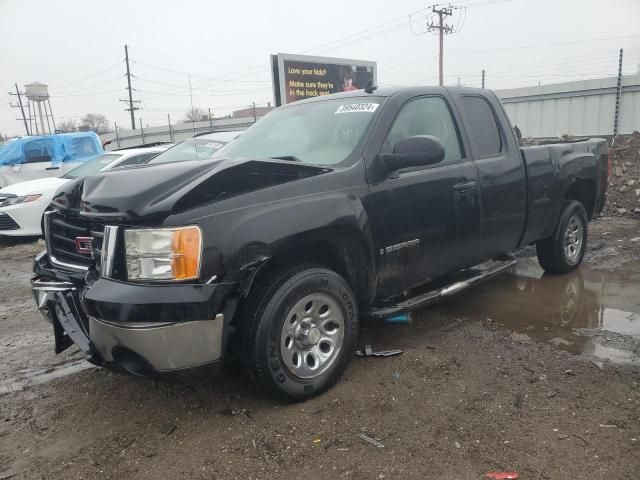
[
  {"xmin": 0, "ymin": 359, "xmax": 94, "ymax": 395},
  {"xmin": 444, "ymin": 258, "xmax": 640, "ymax": 365}
]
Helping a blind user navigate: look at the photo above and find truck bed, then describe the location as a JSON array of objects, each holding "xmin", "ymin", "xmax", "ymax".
[{"xmin": 519, "ymin": 138, "xmax": 608, "ymax": 246}]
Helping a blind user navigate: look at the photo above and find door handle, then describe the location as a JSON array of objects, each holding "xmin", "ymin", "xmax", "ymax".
[
  {"xmin": 454, "ymin": 181, "xmax": 477, "ymax": 194},
  {"xmin": 45, "ymin": 166, "xmax": 60, "ymax": 171}
]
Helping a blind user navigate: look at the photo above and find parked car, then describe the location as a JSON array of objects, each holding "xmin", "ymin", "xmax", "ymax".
[
  {"xmin": 0, "ymin": 132, "xmax": 103, "ymax": 188},
  {"xmin": 0, "ymin": 147, "xmax": 167, "ymax": 236},
  {"xmin": 32, "ymin": 86, "xmax": 608, "ymax": 400}
]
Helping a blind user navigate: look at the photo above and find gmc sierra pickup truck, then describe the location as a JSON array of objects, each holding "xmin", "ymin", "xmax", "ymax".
[{"xmin": 31, "ymin": 86, "xmax": 608, "ymax": 400}]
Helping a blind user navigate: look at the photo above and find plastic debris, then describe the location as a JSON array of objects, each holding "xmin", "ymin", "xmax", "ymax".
[
  {"xmin": 384, "ymin": 313, "xmax": 411, "ymax": 325},
  {"xmin": 356, "ymin": 344, "xmax": 403, "ymax": 358},
  {"xmin": 486, "ymin": 472, "xmax": 519, "ymax": 479},
  {"xmin": 356, "ymin": 433, "xmax": 384, "ymax": 448}
]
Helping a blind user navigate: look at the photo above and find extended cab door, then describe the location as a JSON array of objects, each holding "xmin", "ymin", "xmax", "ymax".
[
  {"xmin": 366, "ymin": 94, "xmax": 481, "ymax": 297},
  {"xmin": 451, "ymin": 93, "xmax": 526, "ymax": 260}
]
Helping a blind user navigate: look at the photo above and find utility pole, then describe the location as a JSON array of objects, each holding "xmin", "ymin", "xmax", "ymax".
[
  {"xmin": 139, "ymin": 117, "xmax": 145, "ymax": 144},
  {"xmin": 114, "ymin": 122, "xmax": 120, "ymax": 148},
  {"xmin": 208, "ymin": 107, "xmax": 213, "ymax": 131},
  {"xmin": 481, "ymin": 69, "xmax": 485, "ymax": 89},
  {"xmin": 612, "ymin": 48, "xmax": 624, "ymax": 141},
  {"xmin": 8, "ymin": 84, "xmax": 30, "ymax": 135},
  {"xmin": 120, "ymin": 44, "xmax": 140, "ymax": 130},
  {"xmin": 251, "ymin": 102, "xmax": 257, "ymax": 123},
  {"xmin": 188, "ymin": 74, "xmax": 195, "ymax": 121},
  {"xmin": 427, "ymin": 6, "xmax": 453, "ymax": 86},
  {"xmin": 167, "ymin": 113, "xmax": 174, "ymax": 142}
]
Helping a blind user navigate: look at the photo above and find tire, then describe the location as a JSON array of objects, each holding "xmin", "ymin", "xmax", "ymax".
[
  {"xmin": 536, "ymin": 200, "xmax": 588, "ymax": 274},
  {"xmin": 241, "ymin": 265, "xmax": 358, "ymax": 401}
]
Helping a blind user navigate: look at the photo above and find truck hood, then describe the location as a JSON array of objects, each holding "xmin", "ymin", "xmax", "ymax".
[
  {"xmin": 0, "ymin": 176, "xmax": 69, "ymax": 196},
  {"xmin": 51, "ymin": 157, "xmax": 329, "ymax": 222}
]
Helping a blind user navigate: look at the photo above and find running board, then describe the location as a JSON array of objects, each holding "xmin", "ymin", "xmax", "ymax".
[{"xmin": 365, "ymin": 256, "xmax": 517, "ymax": 320}]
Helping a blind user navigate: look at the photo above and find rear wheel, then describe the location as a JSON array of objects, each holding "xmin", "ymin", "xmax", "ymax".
[
  {"xmin": 241, "ymin": 265, "xmax": 358, "ymax": 401},
  {"xmin": 537, "ymin": 200, "xmax": 588, "ymax": 274}
]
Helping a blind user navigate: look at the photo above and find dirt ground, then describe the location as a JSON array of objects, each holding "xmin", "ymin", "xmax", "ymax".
[{"xmin": 1, "ymin": 218, "xmax": 639, "ymax": 480}]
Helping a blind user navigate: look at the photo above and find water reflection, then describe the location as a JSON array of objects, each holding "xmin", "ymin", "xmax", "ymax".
[{"xmin": 446, "ymin": 258, "xmax": 640, "ymax": 365}]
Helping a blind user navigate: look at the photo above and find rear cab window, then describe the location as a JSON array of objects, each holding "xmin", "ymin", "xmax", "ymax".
[{"xmin": 460, "ymin": 96, "xmax": 503, "ymax": 158}]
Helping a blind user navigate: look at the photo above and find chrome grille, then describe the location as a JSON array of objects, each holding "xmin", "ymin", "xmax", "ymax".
[{"xmin": 45, "ymin": 211, "xmax": 104, "ymax": 271}]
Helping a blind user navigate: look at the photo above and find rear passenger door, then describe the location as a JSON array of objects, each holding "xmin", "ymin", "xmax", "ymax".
[
  {"xmin": 454, "ymin": 94, "xmax": 526, "ymax": 260},
  {"xmin": 368, "ymin": 95, "xmax": 481, "ymax": 294}
]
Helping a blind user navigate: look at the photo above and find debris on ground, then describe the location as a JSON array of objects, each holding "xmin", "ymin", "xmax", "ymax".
[
  {"xmin": 356, "ymin": 433, "xmax": 385, "ymax": 448},
  {"xmin": 160, "ymin": 423, "xmax": 177, "ymax": 436},
  {"xmin": 604, "ymin": 132, "xmax": 640, "ymax": 218},
  {"xmin": 384, "ymin": 313, "xmax": 412, "ymax": 325},
  {"xmin": 486, "ymin": 472, "xmax": 520, "ymax": 479},
  {"xmin": 356, "ymin": 344, "xmax": 403, "ymax": 358}
]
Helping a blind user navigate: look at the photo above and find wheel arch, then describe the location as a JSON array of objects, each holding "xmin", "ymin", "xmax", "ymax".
[
  {"xmin": 243, "ymin": 229, "xmax": 375, "ymax": 309},
  {"xmin": 564, "ymin": 178, "xmax": 597, "ymax": 220}
]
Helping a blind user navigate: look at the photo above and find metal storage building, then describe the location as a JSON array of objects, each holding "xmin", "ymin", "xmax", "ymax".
[{"xmin": 495, "ymin": 73, "xmax": 640, "ymax": 137}]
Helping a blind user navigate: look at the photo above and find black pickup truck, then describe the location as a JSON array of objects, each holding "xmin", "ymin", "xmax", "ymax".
[{"xmin": 32, "ymin": 86, "xmax": 608, "ymax": 400}]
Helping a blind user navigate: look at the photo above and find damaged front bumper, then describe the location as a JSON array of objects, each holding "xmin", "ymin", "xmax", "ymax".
[{"xmin": 32, "ymin": 254, "xmax": 237, "ymax": 376}]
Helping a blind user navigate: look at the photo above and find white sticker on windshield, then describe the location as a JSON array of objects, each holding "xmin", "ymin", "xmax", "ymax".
[
  {"xmin": 205, "ymin": 142, "xmax": 223, "ymax": 149},
  {"xmin": 335, "ymin": 103, "xmax": 379, "ymax": 114}
]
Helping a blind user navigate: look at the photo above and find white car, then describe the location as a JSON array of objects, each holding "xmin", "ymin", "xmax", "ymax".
[{"xmin": 0, "ymin": 147, "xmax": 167, "ymax": 237}]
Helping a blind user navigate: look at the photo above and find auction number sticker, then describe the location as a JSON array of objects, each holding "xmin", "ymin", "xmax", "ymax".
[{"xmin": 335, "ymin": 103, "xmax": 379, "ymax": 114}]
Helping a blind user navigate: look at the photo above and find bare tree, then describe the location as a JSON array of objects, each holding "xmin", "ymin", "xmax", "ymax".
[
  {"xmin": 56, "ymin": 119, "xmax": 77, "ymax": 133},
  {"xmin": 80, "ymin": 113, "xmax": 111, "ymax": 134},
  {"xmin": 184, "ymin": 107, "xmax": 208, "ymax": 123}
]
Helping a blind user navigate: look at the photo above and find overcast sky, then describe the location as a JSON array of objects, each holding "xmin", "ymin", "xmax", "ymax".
[{"xmin": 1, "ymin": 0, "xmax": 638, "ymax": 137}]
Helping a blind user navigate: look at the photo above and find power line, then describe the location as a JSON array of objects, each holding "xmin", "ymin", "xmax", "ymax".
[
  {"xmin": 50, "ymin": 75, "xmax": 124, "ymax": 95},
  {"xmin": 49, "ymin": 59, "xmax": 123, "ymax": 90},
  {"xmin": 133, "ymin": 60, "xmax": 270, "ymax": 83},
  {"xmin": 49, "ymin": 88, "xmax": 123, "ymax": 98},
  {"xmin": 128, "ymin": 45, "xmax": 253, "ymax": 68}
]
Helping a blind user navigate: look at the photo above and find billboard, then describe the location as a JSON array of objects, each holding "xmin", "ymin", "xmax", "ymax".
[{"xmin": 270, "ymin": 53, "xmax": 377, "ymax": 106}]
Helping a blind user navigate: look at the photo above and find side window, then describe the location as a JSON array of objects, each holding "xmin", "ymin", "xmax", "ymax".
[
  {"xmin": 387, "ymin": 96, "xmax": 463, "ymax": 164},
  {"xmin": 117, "ymin": 152, "xmax": 158, "ymax": 167},
  {"xmin": 23, "ymin": 139, "xmax": 54, "ymax": 163},
  {"xmin": 461, "ymin": 96, "xmax": 502, "ymax": 157}
]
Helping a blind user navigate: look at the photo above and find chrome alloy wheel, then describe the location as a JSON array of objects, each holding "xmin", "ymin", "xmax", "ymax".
[
  {"xmin": 280, "ymin": 293, "xmax": 345, "ymax": 379},
  {"xmin": 563, "ymin": 214, "xmax": 584, "ymax": 263}
]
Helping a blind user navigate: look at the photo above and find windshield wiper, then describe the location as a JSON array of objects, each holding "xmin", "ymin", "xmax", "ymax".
[{"xmin": 270, "ymin": 155, "xmax": 302, "ymax": 162}]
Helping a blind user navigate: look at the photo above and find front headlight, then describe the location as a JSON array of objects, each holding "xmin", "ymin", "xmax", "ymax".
[
  {"xmin": 124, "ymin": 226, "xmax": 202, "ymax": 281},
  {"xmin": 0, "ymin": 194, "xmax": 41, "ymax": 208}
]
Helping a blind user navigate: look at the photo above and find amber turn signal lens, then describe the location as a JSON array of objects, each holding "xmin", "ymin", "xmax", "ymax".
[{"xmin": 171, "ymin": 226, "xmax": 202, "ymax": 280}]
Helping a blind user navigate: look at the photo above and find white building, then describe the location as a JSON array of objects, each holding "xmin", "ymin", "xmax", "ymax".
[{"xmin": 495, "ymin": 73, "xmax": 640, "ymax": 138}]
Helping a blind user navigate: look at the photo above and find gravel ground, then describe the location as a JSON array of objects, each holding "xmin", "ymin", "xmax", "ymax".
[{"xmin": 0, "ymin": 217, "xmax": 639, "ymax": 480}]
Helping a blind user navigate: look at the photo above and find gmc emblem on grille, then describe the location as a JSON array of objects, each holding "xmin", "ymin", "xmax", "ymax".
[{"xmin": 75, "ymin": 236, "xmax": 94, "ymax": 256}]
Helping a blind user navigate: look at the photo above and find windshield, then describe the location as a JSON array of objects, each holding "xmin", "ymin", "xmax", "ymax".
[
  {"xmin": 213, "ymin": 97, "xmax": 382, "ymax": 165},
  {"xmin": 63, "ymin": 153, "xmax": 122, "ymax": 179},
  {"xmin": 148, "ymin": 138, "xmax": 228, "ymax": 164}
]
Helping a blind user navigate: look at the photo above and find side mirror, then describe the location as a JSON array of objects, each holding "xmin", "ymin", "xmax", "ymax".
[{"xmin": 381, "ymin": 135, "xmax": 445, "ymax": 172}]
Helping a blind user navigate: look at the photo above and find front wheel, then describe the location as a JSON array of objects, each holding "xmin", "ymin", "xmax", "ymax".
[
  {"xmin": 536, "ymin": 200, "xmax": 588, "ymax": 274},
  {"xmin": 242, "ymin": 265, "xmax": 358, "ymax": 401}
]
